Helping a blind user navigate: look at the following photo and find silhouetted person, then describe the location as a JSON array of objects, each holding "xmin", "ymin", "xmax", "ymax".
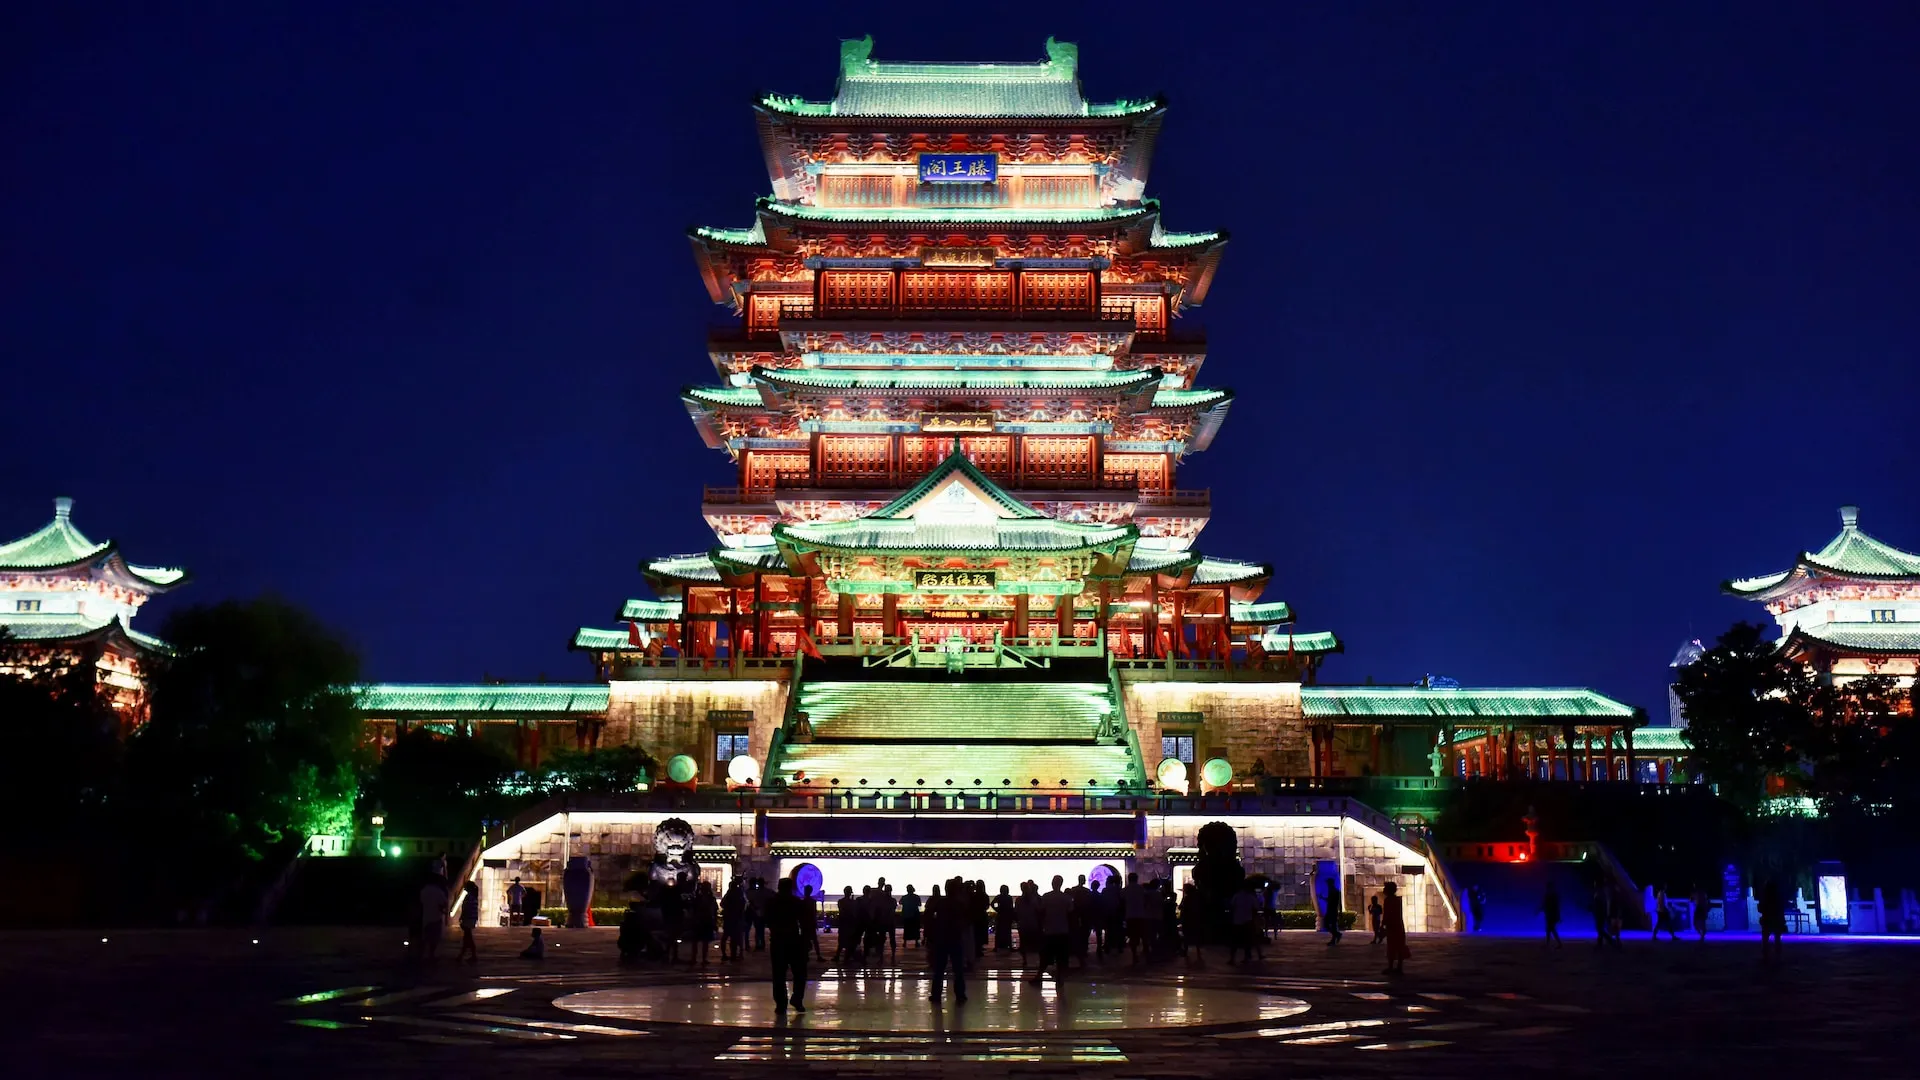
[
  {"xmin": 1758, "ymin": 879, "xmax": 1787, "ymax": 958},
  {"xmin": 927, "ymin": 882, "xmax": 967, "ymax": 1005},
  {"xmin": 455, "ymin": 881, "xmax": 480, "ymax": 963},
  {"xmin": 1542, "ymin": 880, "xmax": 1563, "ymax": 946},
  {"xmin": 767, "ymin": 877, "xmax": 809, "ymax": 1012},
  {"xmin": 1690, "ymin": 887, "xmax": 1711, "ymax": 941},
  {"xmin": 1369, "ymin": 894, "xmax": 1385, "ymax": 944},
  {"xmin": 1321, "ymin": 877, "xmax": 1344, "ymax": 945},
  {"xmin": 1468, "ymin": 885, "xmax": 1488, "ymax": 932},
  {"xmin": 1228, "ymin": 879, "xmax": 1264, "ymax": 963},
  {"xmin": 1033, "ymin": 875, "xmax": 1074, "ymax": 984},
  {"xmin": 900, "ymin": 884, "xmax": 922, "ymax": 948},
  {"xmin": 507, "ymin": 877, "xmax": 526, "ymax": 926},
  {"xmin": 993, "ymin": 884, "xmax": 1015, "ymax": 951},
  {"xmin": 1381, "ymin": 881, "xmax": 1409, "ymax": 976},
  {"xmin": 1652, "ymin": 884, "xmax": 1679, "ymax": 941}
]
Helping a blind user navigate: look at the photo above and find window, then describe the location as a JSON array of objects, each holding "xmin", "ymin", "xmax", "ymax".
[
  {"xmin": 714, "ymin": 732, "xmax": 751, "ymax": 775},
  {"xmin": 15, "ymin": 599, "xmax": 41, "ymax": 612},
  {"xmin": 1161, "ymin": 734, "xmax": 1195, "ymax": 764},
  {"xmin": 1870, "ymin": 609, "xmax": 1897, "ymax": 623}
]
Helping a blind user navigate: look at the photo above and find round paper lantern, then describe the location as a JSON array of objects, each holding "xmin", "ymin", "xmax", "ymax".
[
  {"xmin": 666, "ymin": 754, "xmax": 698, "ymax": 784},
  {"xmin": 1156, "ymin": 757, "xmax": 1188, "ymax": 788},
  {"xmin": 1202, "ymin": 757, "xmax": 1233, "ymax": 789},
  {"xmin": 727, "ymin": 754, "xmax": 758, "ymax": 785}
]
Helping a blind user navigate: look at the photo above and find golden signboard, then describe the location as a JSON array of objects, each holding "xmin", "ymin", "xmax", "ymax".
[
  {"xmin": 920, "ymin": 246, "xmax": 998, "ymax": 268},
  {"xmin": 920, "ymin": 411, "xmax": 996, "ymax": 433},
  {"xmin": 914, "ymin": 570, "xmax": 997, "ymax": 591}
]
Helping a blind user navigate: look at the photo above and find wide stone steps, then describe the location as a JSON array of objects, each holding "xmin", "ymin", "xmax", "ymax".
[
  {"xmin": 798, "ymin": 681, "xmax": 1111, "ymax": 742},
  {"xmin": 768, "ymin": 741, "xmax": 1142, "ymax": 791}
]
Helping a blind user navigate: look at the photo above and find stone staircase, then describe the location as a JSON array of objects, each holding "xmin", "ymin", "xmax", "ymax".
[{"xmin": 768, "ymin": 678, "xmax": 1147, "ymax": 792}]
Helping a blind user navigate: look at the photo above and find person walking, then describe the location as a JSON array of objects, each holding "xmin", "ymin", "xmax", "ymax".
[
  {"xmin": 767, "ymin": 877, "xmax": 809, "ymax": 1013},
  {"xmin": 804, "ymin": 885, "xmax": 824, "ymax": 961},
  {"xmin": 1381, "ymin": 881, "xmax": 1410, "ymax": 976},
  {"xmin": 1652, "ymin": 885, "xmax": 1680, "ymax": 941},
  {"xmin": 1070, "ymin": 875, "xmax": 1094, "ymax": 966},
  {"xmin": 691, "ymin": 880, "xmax": 718, "ymax": 967},
  {"xmin": 927, "ymin": 881, "xmax": 968, "ymax": 1005},
  {"xmin": 971, "ymin": 880, "xmax": 991, "ymax": 961},
  {"xmin": 1032, "ymin": 875, "xmax": 1074, "ymax": 985},
  {"xmin": 1468, "ymin": 885, "xmax": 1488, "ymax": 932},
  {"xmin": 1016, "ymin": 881, "xmax": 1041, "ymax": 972},
  {"xmin": 1320, "ymin": 876, "xmax": 1343, "ymax": 946},
  {"xmin": 721, "ymin": 878, "xmax": 746, "ymax": 961},
  {"xmin": 1123, "ymin": 872, "xmax": 1152, "ymax": 963},
  {"xmin": 1541, "ymin": 880, "xmax": 1563, "ymax": 946},
  {"xmin": 455, "ymin": 881, "xmax": 481, "ymax": 963},
  {"xmin": 900, "ymin": 884, "xmax": 922, "ymax": 948},
  {"xmin": 506, "ymin": 877, "xmax": 526, "ymax": 927},
  {"xmin": 1368, "ymin": 894, "xmax": 1385, "ymax": 944},
  {"xmin": 1690, "ymin": 887, "xmax": 1711, "ymax": 941},
  {"xmin": 1758, "ymin": 879, "xmax": 1787, "ymax": 959},
  {"xmin": 834, "ymin": 886, "xmax": 860, "ymax": 966},
  {"xmin": 1228, "ymin": 879, "xmax": 1264, "ymax": 964},
  {"xmin": 748, "ymin": 876, "xmax": 768, "ymax": 952},
  {"xmin": 879, "ymin": 880, "xmax": 898, "ymax": 959},
  {"xmin": 417, "ymin": 869, "xmax": 450, "ymax": 962},
  {"xmin": 659, "ymin": 873, "xmax": 685, "ymax": 964},
  {"xmin": 993, "ymin": 884, "xmax": 1015, "ymax": 952}
]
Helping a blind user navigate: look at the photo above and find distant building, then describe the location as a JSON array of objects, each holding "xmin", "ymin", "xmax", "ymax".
[
  {"xmin": 0, "ymin": 498, "xmax": 187, "ymax": 724},
  {"xmin": 1725, "ymin": 506, "xmax": 1920, "ymax": 689},
  {"xmin": 1667, "ymin": 638, "xmax": 1703, "ymax": 727}
]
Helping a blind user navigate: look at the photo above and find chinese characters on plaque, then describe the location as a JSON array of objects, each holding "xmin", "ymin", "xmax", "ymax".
[
  {"xmin": 914, "ymin": 569, "xmax": 998, "ymax": 591},
  {"xmin": 919, "ymin": 411, "xmax": 996, "ymax": 433},
  {"xmin": 918, "ymin": 153, "xmax": 998, "ymax": 184}
]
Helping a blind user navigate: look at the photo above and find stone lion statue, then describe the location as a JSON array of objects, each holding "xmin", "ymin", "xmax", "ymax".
[{"xmin": 649, "ymin": 817, "xmax": 701, "ymax": 887}]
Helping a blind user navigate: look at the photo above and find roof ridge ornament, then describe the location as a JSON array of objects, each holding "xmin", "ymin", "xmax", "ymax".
[
  {"xmin": 54, "ymin": 496, "xmax": 73, "ymax": 521},
  {"xmin": 1840, "ymin": 504, "xmax": 1859, "ymax": 529},
  {"xmin": 839, "ymin": 35, "xmax": 874, "ymax": 77}
]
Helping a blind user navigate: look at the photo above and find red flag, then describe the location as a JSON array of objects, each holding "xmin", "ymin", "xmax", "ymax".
[
  {"xmin": 627, "ymin": 620, "xmax": 642, "ymax": 647},
  {"xmin": 797, "ymin": 630, "xmax": 826, "ymax": 662}
]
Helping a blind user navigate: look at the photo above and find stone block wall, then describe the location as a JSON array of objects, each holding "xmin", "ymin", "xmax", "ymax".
[
  {"xmin": 1119, "ymin": 679, "xmax": 1307, "ymax": 779},
  {"xmin": 604, "ymin": 677, "xmax": 790, "ymax": 778}
]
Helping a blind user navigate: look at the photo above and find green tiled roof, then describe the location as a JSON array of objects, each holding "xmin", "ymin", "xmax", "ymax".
[
  {"xmin": 760, "ymin": 198, "xmax": 1154, "ymax": 227},
  {"xmin": 1150, "ymin": 387, "xmax": 1231, "ymax": 409},
  {"xmin": 645, "ymin": 554, "xmax": 723, "ymax": 584},
  {"xmin": 799, "ymin": 681, "xmax": 1111, "ymax": 741},
  {"xmin": 620, "ymin": 598, "xmax": 683, "ymax": 621},
  {"xmin": 1727, "ymin": 507, "xmax": 1920, "ymax": 596},
  {"xmin": 873, "ymin": 453, "xmax": 1047, "ymax": 520},
  {"xmin": 755, "ymin": 37, "xmax": 1160, "ymax": 120},
  {"xmin": 0, "ymin": 614, "xmax": 172, "ymax": 654},
  {"xmin": 1192, "ymin": 557, "xmax": 1269, "ymax": 585},
  {"xmin": 780, "ymin": 517, "xmax": 1131, "ymax": 554},
  {"xmin": 755, "ymin": 367, "xmax": 1157, "ymax": 393},
  {"xmin": 1787, "ymin": 622, "xmax": 1920, "ymax": 655},
  {"xmin": 1149, "ymin": 223, "xmax": 1225, "ymax": 250},
  {"xmin": 683, "ymin": 386, "xmax": 764, "ymax": 408},
  {"xmin": 572, "ymin": 627, "xmax": 637, "ymax": 651},
  {"xmin": 1229, "ymin": 600, "xmax": 1293, "ymax": 624},
  {"xmin": 1303, "ymin": 686, "xmax": 1635, "ymax": 722},
  {"xmin": 712, "ymin": 545, "xmax": 788, "ymax": 573},
  {"xmin": 0, "ymin": 499, "xmax": 184, "ymax": 587},
  {"xmin": 692, "ymin": 222, "xmax": 766, "ymax": 246},
  {"xmin": 357, "ymin": 683, "xmax": 611, "ymax": 715},
  {"xmin": 1127, "ymin": 549, "xmax": 1200, "ymax": 575},
  {"xmin": 1259, "ymin": 629, "xmax": 1342, "ymax": 655}
]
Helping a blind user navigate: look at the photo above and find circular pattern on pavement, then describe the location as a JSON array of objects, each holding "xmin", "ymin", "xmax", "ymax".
[{"xmin": 555, "ymin": 973, "xmax": 1310, "ymax": 1031}]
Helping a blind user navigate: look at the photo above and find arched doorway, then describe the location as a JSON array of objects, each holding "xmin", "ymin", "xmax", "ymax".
[{"xmin": 792, "ymin": 862, "xmax": 824, "ymax": 901}]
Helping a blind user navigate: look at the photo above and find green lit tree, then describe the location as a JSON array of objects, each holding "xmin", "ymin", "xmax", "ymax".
[
  {"xmin": 124, "ymin": 597, "xmax": 365, "ymax": 906},
  {"xmin": 365, "ymin": 726, "xmax": 517, "ymax": 836}
]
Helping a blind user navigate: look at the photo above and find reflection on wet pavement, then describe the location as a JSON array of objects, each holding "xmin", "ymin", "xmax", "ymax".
[{"xmin": 555, "ymin": 974, "xmax": 1309, "ymax": 1031}]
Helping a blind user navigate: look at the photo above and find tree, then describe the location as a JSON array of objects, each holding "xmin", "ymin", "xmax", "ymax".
[
  {"xmin": 0, "ymin": 644, "xmax": 124, "ymax": 829},
  {"xmin": 1671, "ymin": 622, "xmax": 1817, "ymax": 811},
  {"xmin": 536, "ymin": 744, "xmax": 657, "ymax": 796},
  {"xmin": 123, "ymin": 597, "xmax": 365, "ymax": 907},
  {"xmin": 365, "ymin": 727, "xmax": 517, "ymax": 837}
]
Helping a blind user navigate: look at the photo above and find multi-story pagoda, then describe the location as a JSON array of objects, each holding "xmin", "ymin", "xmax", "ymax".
[
  {"xmin": 422, "ymin": 39, "xmax": 1650, "ymax": 928},
  {"xmin": 1726, "ymin": 505, "xmax": 1920, "ymax": 687},
  {"xmin": 0, "ymin": 497, "xmax": 186, "ymax": 722},
  {"xmin": 588, "ymin": 35, "xmax": 1338, "ymax": 672}
]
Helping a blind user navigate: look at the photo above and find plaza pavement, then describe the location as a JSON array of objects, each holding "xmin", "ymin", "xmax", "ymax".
[{"xmin": 9, "ymin": 926, "xmax": 1917, "ymax": 1078}]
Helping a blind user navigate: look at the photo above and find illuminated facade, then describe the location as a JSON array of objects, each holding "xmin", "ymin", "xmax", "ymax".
[
  {"xmin": 370, "ymin": 39, "xmax": 1657, "ymax": 925},
  {"xmin": 1726, "ymin": 505, "xmax": 1920, "ymax": 687},
  {"xmin": 0, "ymin": 498, "xmax": 186, "ymax": 723}
]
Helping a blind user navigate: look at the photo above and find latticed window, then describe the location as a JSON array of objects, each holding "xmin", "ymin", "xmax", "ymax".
[
  {"xmin": 1103, "ymin": 453, "xmax": 1167, "ymax": 491},
  {"xmin": 748, "ymin": 294, "xmax": 787, "ymax": 333},
  {"xmin": 1022, "ymin": 435, "xmax": 1094, "ymax": 485},
  {"xmin": 901, "ymin": 435, "xmax": 955, "ymax": 475},
  {"xmin": 1021, "ymin": 271, "xmax": 1094, "ymax": 313},
  {"xmin": 959, "ymin": 436, "xmax": 1014, "ymax": 481},
  {"xmin": 744, "ymin": 452, "xmax": 812, "ymax": 491},
  {"xmin": 818, "ymin": 174, "xmax": 894, "ymax": 208},
  {"xmin": 900, "ymin": 271, "xmax": 1014, "ymax": 312},
  {"xmin": 820, "ymin": 435, "xmax": 891, "ymax": 482},
  {"xmin": 820, "ymin": 270, "xmax": 895, "ymax": 313},
  {"xmin": 1019, "ymin": 175, "xmax": 1096, "ymax": 208},
  {"xmin": 1162, "ymin": 734, "xmax": 1195, "ymax": 764}
]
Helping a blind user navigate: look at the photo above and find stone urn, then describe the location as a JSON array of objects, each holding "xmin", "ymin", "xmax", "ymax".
[{"xmin": 563, "ymin": 856, "xmax": 596, "ymax": 928}]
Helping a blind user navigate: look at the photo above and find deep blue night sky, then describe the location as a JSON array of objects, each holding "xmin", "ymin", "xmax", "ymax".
[{"xmin": 5, "ymin": 3, "xmax": 1916, "ymax": 714}]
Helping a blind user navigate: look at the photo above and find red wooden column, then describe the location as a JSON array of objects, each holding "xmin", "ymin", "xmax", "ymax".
[
  {"xmin": 882, "ymin": 593, "xmax": 899, "ymax": 640},
  {"xmin": 1013, "ymin": 593, "xmax": 1029, "ymax": 639},
  {"xmin": 1056, "ymin": 591, "xmax": 1074, "ymax": 638},
  {"xmin": 836, "ymin": 592, "xmax": 854, "ymax": 639},
  {"xmin": 1603, "ymin": 727, "xmax": 1618, "ymax": 781},
  {"xmin": 1146, "ymin": 578, "xmax": 1160, "ymax": 658},
  {"xmin": 753, "ymin": 573, "xmax": 767, "ymax": 656},
  {"xmin": 1583, "ymin": 731, "xmax": 1595, "ymax": 782},
  {"xmin": 679, "ymin": 584, "xmax": 693, "ymax": 655}
]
